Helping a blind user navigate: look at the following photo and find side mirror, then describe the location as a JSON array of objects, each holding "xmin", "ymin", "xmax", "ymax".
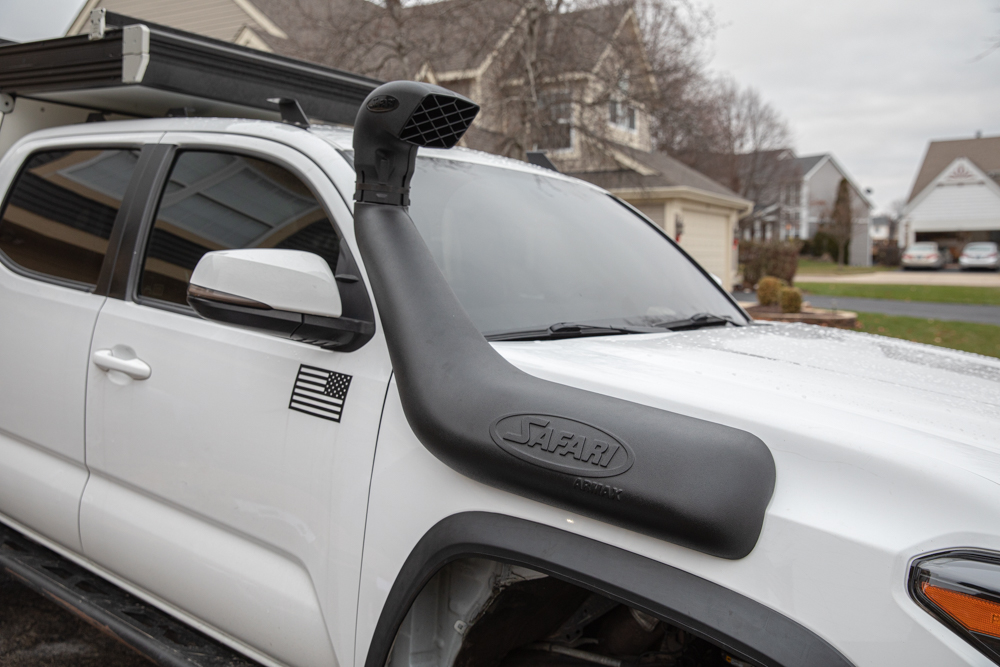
[{"xmin": 187, "ymin": 249, "xmax": 372, "ymax": 349}]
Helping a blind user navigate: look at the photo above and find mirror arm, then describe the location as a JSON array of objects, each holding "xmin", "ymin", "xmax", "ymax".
[{"xmin": 188, "ymin": 296, "xmax": 373, "ymax": 351}]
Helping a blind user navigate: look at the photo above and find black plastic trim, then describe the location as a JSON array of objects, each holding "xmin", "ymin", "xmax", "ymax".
[
  {"xmin": 188, "ymin": 296, "xmax": 373, "ymax": 351},
  {"xmin": 95, "ymin": 143, "xmax": 167, "ymax": 296},
  {"xmin": 355, "ymin": 202, "xmax": 774, "ymax": 559},
  {"xmin": 0, "ymin": 33, "xmax": 124, "ymax": 92},
  {"xmin": 107, "ymin": 144, "xmax": 176, "ymax": 301},
  {"xmin": 364, "ymin": 512, "xmax": 854, "ymax": 667},
  {"xmin": 0, "ymin": 14, "xmax": 381, "ymax": 125}
]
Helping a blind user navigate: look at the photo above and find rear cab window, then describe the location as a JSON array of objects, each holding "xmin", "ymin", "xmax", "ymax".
[{"xmin": 0, "ymin": 148, "xmax": 140, "ymax": 288}]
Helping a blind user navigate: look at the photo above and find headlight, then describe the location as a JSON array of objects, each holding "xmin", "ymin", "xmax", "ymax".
[{"xmin": 910, "ymin": 551, "xmax": 1000, "ymax": 663}]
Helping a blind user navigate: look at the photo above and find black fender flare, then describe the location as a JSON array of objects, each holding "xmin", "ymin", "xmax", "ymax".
[{"xmin": 364, "ymin": 512, "xmax": 854, "ymax": 667}]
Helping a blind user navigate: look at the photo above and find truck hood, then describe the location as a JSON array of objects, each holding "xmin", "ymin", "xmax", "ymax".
[{"xmin": 495, "ymin": 323, "xmax": 1000, "ymax": 484}]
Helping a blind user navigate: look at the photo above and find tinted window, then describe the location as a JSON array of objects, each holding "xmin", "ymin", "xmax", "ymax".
[
  {"xmin": 139, "ymin": 151, "xmax": 340, "ymax": 305},
  {"xmin": 408, "ymin": 158, "xmax": 744, "ymax": 334},
  {"xmin": 0, "ymin": 148, "xmax": 140, "ymax": 286}
]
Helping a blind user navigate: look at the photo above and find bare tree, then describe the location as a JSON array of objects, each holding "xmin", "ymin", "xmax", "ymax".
[
  {"xmin": 631, "ymin": 0, "xmax": 716, "ymax": 153},
  {"xmin": 888, "ymin": 198, "xmax": 907, "ymax": 245},
  {"xmin": 664, "ymin": 77, "xmax": 794, "ymax": 239},
  {"xmin": 262, "ymin": 0, "xmax": 718, "ymax": 163},
  {"xmin": 678, "ymin": 79, "xmax": 792, "ymax": 186}
]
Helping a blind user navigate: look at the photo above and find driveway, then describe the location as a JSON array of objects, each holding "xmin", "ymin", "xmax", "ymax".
[
  {"xmin": 797, "ymin": 268, "xmax": 1000, "ymax": 287},
  {"xmin": 731, "ymin": 291, "xmax": 1000, "ymax": 326},
  {"xmin": 0, "ymin": 571, "xmax": 150, "ymax": 667}
]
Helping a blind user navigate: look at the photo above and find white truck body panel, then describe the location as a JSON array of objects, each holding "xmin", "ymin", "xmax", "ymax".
[{"xmin": 0, "ymin": 117, "xmax": 998, "ymax": 667}]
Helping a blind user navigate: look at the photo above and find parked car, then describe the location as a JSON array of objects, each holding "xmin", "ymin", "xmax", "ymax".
[
  {"xmin": 959, "ymin": 241, "xmax": 1000, "ymax": 271},
  {"xmin": 4, "ymin": 74, "xmax": 1000, "ymax": 667},
  {"xmin": 902, "ymin": 241, "xmax": 947, "ymax": 269}
]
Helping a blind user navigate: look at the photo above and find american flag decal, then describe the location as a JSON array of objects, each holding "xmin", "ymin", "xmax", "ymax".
[{"xmin": 288, "ymin": 365, "xmax": 352, "ymax": 422}]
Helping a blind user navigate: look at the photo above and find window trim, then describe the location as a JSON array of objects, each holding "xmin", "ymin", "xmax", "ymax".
[
  {"xmin": 129, "ymin": 146, "xmax": 341, "ymax": 310},
  {"xmin": 0, "ymin": 144, "xmax": 151, "ymax": 295}
]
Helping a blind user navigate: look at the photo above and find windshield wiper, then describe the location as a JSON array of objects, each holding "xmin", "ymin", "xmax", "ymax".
[
  {"xmin": 649, "ymin": 313, "xmax": 737, "ymax": 331},
  {"xmin": 485, "ymin": 321, "xmax": 656, "ymax": 342}
]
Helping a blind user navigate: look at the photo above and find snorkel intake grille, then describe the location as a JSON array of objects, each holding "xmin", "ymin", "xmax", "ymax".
[
  {"xmin": 399, "ymin": 94, "xmax": 479, "ymax": 148},
  {"xmin": 353, "ymin": 81, "xmax": 479, "ymax": 206}
]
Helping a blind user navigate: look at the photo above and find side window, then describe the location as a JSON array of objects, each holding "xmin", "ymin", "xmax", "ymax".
[
  {"xmin": 139, "ymin": 151, "xmax": 341, "ymax": 306},
  {"xmin": 0, "ymin": 148, "xmax": 140, "ymax": 287}
]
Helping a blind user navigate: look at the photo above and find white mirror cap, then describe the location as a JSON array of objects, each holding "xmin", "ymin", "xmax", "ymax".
[{"xmin": 190, "ymin": 249, "xmax": 342, "ymax": 318}]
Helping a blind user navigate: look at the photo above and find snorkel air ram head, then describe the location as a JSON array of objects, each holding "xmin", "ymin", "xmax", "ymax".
[{"xmin": 353, "ymin": 81, "xmax": 479, "ymax": 207}]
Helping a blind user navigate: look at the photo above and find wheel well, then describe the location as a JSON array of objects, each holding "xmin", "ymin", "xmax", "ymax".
[
  {"xmin": 388, "ymin": 557, "xmax": 746, "ymax": 667},
  {"xmin": 364, "ymin": 513, "xmax": 853, "ymax": 667}
]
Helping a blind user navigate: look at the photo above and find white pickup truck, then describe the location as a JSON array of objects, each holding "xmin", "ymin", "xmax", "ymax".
[{"xmin": 2, "ymin": 33, "xmax": 1000, "ymax": 667}]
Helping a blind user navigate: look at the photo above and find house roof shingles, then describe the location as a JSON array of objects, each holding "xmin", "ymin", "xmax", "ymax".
[
  {"xmin": 793, "ymin": 154, "xmax": 827, "ymax": 178},
  {"xmin": 908, "ymin": 135, "xmax": 1000, "ymax": 202},
  {"xmin": 570, "ymin": 143, "xmax": 743, "ymax": 200}
]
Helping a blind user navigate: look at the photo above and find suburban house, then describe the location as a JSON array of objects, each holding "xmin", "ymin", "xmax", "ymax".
[
  {"xmin": 869, "ymin": 215, "xmax": 891, "ymax": 241},
  {"xmin": 67, "ymin": 0, "xmax": 752, "ymax": 289},
  {"xmin": 900, "ymin": 134, "xmax": 1000, "ymax": 257},
  {"xmin": 679, "ymin": 148, "xmax": 873, "ymax": 268},
  {"xmin": 794, "ymin": 153, "xmax": 873, "ymax": 266}
]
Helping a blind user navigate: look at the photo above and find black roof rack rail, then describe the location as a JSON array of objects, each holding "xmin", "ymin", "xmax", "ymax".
[{"xmin": 0, "ymin": 10, "xmax": 382, "ymax": 126}]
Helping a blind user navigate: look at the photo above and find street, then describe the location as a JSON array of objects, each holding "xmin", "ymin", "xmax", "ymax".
[
  {"xmin": 798, "ymin": 267, "xmax": 1000, "ymax": 287},
  {"xmin": 731, "ymin": 290, "xmax": 1000, "ymax": 325}
]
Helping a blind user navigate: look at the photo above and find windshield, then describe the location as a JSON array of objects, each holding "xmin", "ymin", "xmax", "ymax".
[
  {"xmin": 908, "ymin": 243, "xmax": 938, "ymax": 251},
  {"xmin": 406, "ymin": 158, "xmax": 745, "ymax": 336},
  {"xmin": 965, "ymin": 243, "xmax": 997, "ymax": 251}
]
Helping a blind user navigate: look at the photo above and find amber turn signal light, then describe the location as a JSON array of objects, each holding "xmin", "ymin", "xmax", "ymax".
[
  {"xmin": 923, "ymin": 582, "xmax": 1000, "ymax": 638},
  {"xmin": 910, "ymin": 551, "xmax": 1000, "ymax": 664}
]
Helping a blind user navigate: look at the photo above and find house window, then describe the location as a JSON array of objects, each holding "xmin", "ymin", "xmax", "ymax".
[
  {"xmin": 608, "ymin": 74, "xmax": 636, "ymax": 132},
  {"xmin": 536, "ymin": 89, "xmax": 573, "ymax": 151}
]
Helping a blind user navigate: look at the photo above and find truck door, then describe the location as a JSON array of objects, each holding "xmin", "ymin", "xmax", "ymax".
[
  {"xmin": 81, "ymin": 134, "xmax": 390, "ymax": 667},
  {"xmin": 0, "ymin": 139, "xmax": 152, "ymax": 551}
]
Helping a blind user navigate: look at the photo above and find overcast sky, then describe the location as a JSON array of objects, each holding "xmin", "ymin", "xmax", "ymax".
[
  {"xmin": 1, "ymin": 0, "xmax": 998, "ymax": 212},
  {"xmin": 706, "ymin": 0, "xmax": 999, "ymax": 211}
]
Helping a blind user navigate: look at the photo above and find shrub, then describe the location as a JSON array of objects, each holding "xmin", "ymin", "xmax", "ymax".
[
  {"xmin": 780, "ymin": 286, "xmax": 803, "ymax": 313},
  {"xmin": 739, "ymin": 241, "xmax": 801, "ymax": 286},
  {"xmin": 873, "ymin": 240, "xmax": 901, "ymax": 266},
  {"xmin": 757, "ymin": 276, "xmax": 783, "ymax": 306},
  {"xmin": 808, "ymin": 231, "xmax": 841, "ymax": 259}
]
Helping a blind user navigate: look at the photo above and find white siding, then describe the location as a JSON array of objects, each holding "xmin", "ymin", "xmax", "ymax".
[
  {"xmin": 910, "ymin": 182, "xmax": 1000, "ymax": 233},
  {"xmin": 635, "ymin": 203, "xmax": 665, "ymax": 231},
  {"xmin": 73, "ymin": 0, "xmax": 268, "ymax": 43},
  {"xmin": 679, "ymin": 210, "xmax": 729, "ymax": 283}
]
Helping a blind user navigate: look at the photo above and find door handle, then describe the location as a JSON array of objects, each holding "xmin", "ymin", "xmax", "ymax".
[{"xmin": 92, "ymin": 349, "xmax": 151, "ymax": 380}]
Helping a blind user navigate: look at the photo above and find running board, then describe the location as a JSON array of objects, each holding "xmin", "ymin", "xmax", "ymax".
[{"xmin": 0, "ymin": 521, "xmax": 259, "ymax": 667}]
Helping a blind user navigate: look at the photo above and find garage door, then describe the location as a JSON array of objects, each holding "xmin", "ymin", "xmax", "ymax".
[{"xmin": 679, "ymin": 209, "xmax": 728, "ymax": 282}]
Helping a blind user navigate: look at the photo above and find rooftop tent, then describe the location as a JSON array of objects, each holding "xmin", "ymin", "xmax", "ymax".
[{"xmin": 0, "ymin": 10, "xmax": 381, "ymax": 154}]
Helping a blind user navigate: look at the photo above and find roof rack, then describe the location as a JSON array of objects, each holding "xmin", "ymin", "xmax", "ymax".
[{"xmin": 0, "ymin": 9, "xmax": 381, "ymax": 126}]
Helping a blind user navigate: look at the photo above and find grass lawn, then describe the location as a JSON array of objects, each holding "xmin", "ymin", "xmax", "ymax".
[
  {"xmin": 796, "ymin": 258, "xmax": 895, "ymax": 275},
  {"xmin": 854, "ymin": 312, "xmax": 1000, "ymax": 359},
  {"xmin": 797, "ymin": 282, "xmax": 1000, "ymax": 306}
]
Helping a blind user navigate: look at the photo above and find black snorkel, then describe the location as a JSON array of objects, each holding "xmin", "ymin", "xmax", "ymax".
[{"xmin": 352, "ymin": 81, "xmax": 775, "ymax": 559}]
